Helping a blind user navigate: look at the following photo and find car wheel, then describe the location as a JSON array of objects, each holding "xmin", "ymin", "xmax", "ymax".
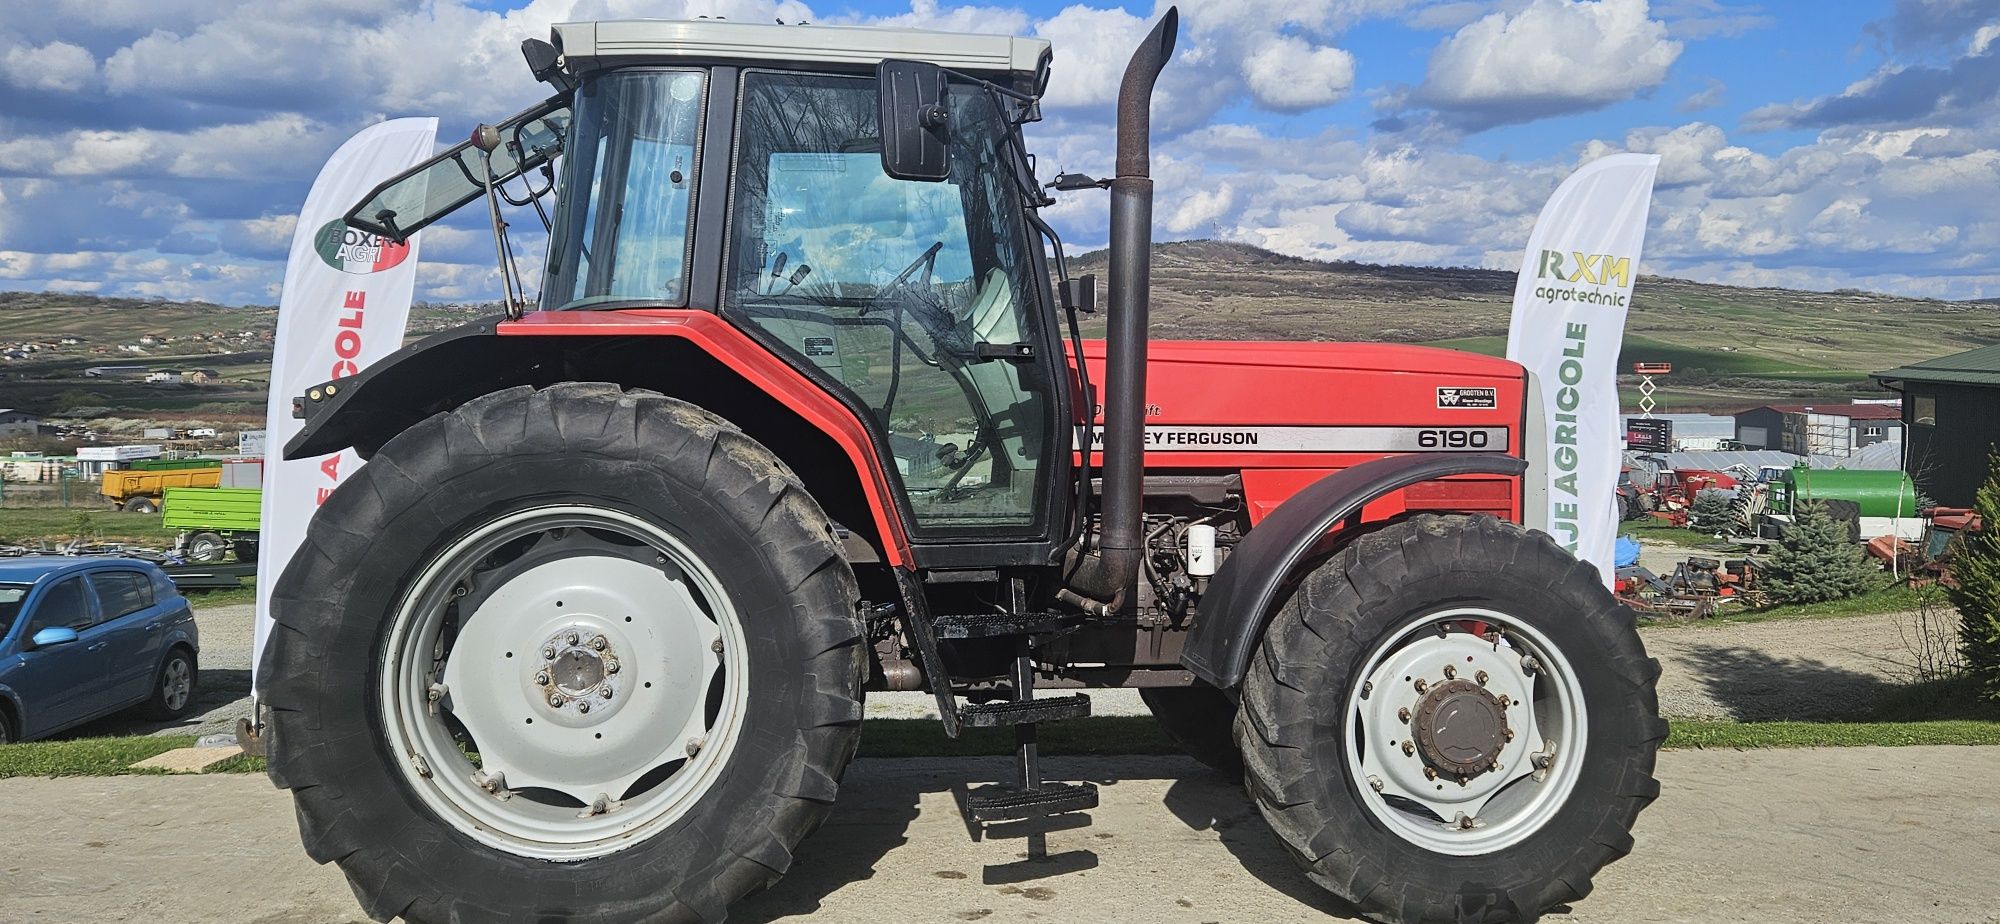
[
  {"xmin": 261, "ymin": 384, "xmax": 867, "ymax": 924},
  {"xmin": 186, "ymin": 531, "xmax": 228, "ymax": 563},
  {"xmin": 1237, "ymin": 514, "xmax": 1665, "ymax": 924},
  {"xmin": 142, "ymin": 648, "xmax": 199, "ymax": 720}
]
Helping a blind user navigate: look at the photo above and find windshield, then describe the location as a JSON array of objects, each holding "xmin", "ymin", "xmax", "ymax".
[
  {"xmin": 724, "ymin": 71, "xmax": 1053, "ymax": 532},
  {"xmin": 0, "ymin": 583, "xmax": 27, "ymax": 639},
  {"xmin": 542, "ymin": 69, "xmax": 706, "ymax": 310}
]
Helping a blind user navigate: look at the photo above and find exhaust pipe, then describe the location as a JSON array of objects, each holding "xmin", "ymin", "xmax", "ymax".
[{"xmin": 1063, "ymin": 7, "xmax": 1178, "ymax": 613}]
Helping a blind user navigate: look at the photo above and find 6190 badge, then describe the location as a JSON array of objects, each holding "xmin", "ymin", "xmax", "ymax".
[{"xmin": 1436, "ymin": 386, "xmax": 1498, "ymax": 409}]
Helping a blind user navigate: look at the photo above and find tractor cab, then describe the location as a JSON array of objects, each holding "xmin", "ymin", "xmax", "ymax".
[{"xmin": 348, "ymin": 20, "xmax": 1071, "ymax": 543}]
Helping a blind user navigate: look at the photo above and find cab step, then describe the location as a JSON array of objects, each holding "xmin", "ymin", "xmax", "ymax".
[
  {"xmin": 933, "ymin": 611, "xmax": 1076, "ymax": 639},
  {"xmin": 964, "ymin": 781, "xmax": 1099, "ymax": 822},
  {"xmin": 959, "ymin": 693, "xmax": 1091, "ymax": 728}
]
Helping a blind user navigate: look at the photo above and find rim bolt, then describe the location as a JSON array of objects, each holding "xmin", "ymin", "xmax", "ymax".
[
  {"xmin": 1458, "ymin": 775, "xmax": 1469, "ymax": 786},
  {"xmin": 1532, "ymin": 753, "xmax": 1553, "ymax": 770},
  {"xmin": 686, "ymin": 736, "xmax": 706, "ymax": 757},
  {"xmin": 1397, "ymin": 707, "xmax": 1411, "ymax": 724},
  {"xmin": 1475, "ymin": 670, "xmax": 1489, "ymax": 685},
  {"xmin": 605, "ymin": 658, "xmax": 620, "ymax": 675},
  {"xmin": 1498, "ymin": 694, "xmax": 1512, "ymax": 708},
  {"xmin": 1368, "ymin": 775, "xmax": 1384, "ymax": 792},
  {"xmin": 1423, "ymin": 766, "xmax": 1438, "ymax": 781},
  {"xmin": 566, "ymin": 632, "xmax": 580, "ymax": 646},
  {"xmin": 1521, "ymin": 655, "xmax": 1541, "ymax": 675},
  {"xmin": 600, "ymin": 684, "xmax": 614, "ymax": 699},
  {"xmin": 1443, "ymin": 665, "xmax": 1457, "ymax": 680},
  {"xmin": 1503, "ymin": 728, "xmax": 1515, "ymax": 742},
  {"xmin": 543, "ymin": 646, "xmax": 556, "ymax": 660},
  {"xmin": 1414, "ymin": 678, "xmax": 1428, "ymax": 694},
  {"xmin": 1459, "ymin": 815, "xmax": 1476, "ymax": 830},
  {"xmin": 591, "ymin": 635, "xmax": 609, "ymax": 651},
  {"xmin": 411, "ymin": 754, "xmax": 432, "ymax": 779},
  {"xmin": 1401, "ymin": 740, "xmax": 1415, "ymax": 757},
  {"xmin": 577, "ymin": 701, "xmax": 591, "ymax": 714},
  {"xmin": 711, "ymin": 638, "xmax": 725, "ymax": 655},
  {"xmin": 548, "ymin": 693, "xmax": 565, "ymax": 708},
  {"xmin": 1361, "ymin": 680, "xmax": 1373, "ymax": 698},
  {"xmin": 535, "ymin": 672, "xmax": 551, "ymax": 686},
  {"xmin": 426, "ymin": 683, "xmax": 447, "ymax": 703}
]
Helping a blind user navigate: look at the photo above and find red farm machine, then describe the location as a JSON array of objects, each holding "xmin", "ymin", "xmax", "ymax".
[{"xmin": 264, "ymin": 10, "xmax": 1661, "ymax": 923}]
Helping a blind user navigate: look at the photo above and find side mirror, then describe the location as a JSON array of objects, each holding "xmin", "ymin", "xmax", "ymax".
[
  {"xmin": 30, "ymin": 626, "xmax": 78, "ymax": 649},
  {"xmin": 877, "ymin": 59, "xmax": 950, "ymax": 182}
]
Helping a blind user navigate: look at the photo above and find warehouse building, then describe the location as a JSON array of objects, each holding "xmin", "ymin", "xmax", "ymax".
[
  {"xmin": 1874, "ymin": 344, "xmax": 2000, "ymax": 507},
  {"xmin": 0, "ymin": 408, "xmax": 40, "ymax": 439},
  {"xmin": 1732, "ymin": 402, "xmax": 1903, "ymax": 456}
]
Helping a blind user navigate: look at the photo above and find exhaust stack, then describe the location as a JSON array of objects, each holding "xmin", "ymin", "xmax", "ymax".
[{"xmin": 1063, "ymin": 7, "xmax": 1178, "ymax": 613}]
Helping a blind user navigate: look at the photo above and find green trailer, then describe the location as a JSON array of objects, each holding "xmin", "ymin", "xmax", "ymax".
[
  {"xmin": 1767, "ymin": 464, "xmax": 1922, "ymax": 541},
  {"xmin": 162, "ymin": 486, "xmax": 261, "ymax": 563}
]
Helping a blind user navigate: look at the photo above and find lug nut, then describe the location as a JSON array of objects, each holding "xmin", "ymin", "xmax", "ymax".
[
  {"xmin": 1368, "ymin": 775, "xmax": 1384, "ymax": 792},
  {"xmin": 1401, "ymin": 740, "xmax": 1415, "ymax": 757},
  {"xmin": 411, "ymin": 754, "xmax": 432, "ymax": 779},
  {"xmin": 591, "ymin": 635, "xmax": 609, "ymax": 651},
  {"xmin": 1424, "ymin": 766, "xmax": 1438, "ymax": 781},
  {"xmin": 548, "ymin": 693, "xmax": 565, "ymax": 708},
  {"xmin": 605, "ymin": 659, "xmax": 620, "ymax": 675},
  {"xmin": 1503, "ymin": 728, "xmax": 1515, "ymax": 742},
  {"xmin": 1397, "ymin": 707, "xmax": 1411, "ymax": 724},
  {"xmin": 1498, "ymin": 694, "xmax": 1512, "ymax": 708},
  {"xmin": 1361, "ymin": 681, "xmax": 1373, "ymax": 698},
  {"xmin": 577, "ymin": 701, "xmax": 591, "ymax": 714},
  {"xmin": 566, "ymin": 632, "xmax": 580, "ymax": 646},
  {"xmin": 1475, "ymin": 670, "xmax": 1489, "ymax": 685},
  {"xmin": 1459, "ymin": 815, "xmax": 1476, "ymax": 830},
  {"xmin": 1531, "ymin": 753, "xmax": 1553, "ymax": 770},
  {"xmin": 1521, "ymin": 655, "xmax": 1541, "ymax": 675},
  {"xmin": 543, "ymin": 646, "xmax": 556, "ymax": 660},
  {"xmin": 686, "ymin": 737, "xmax": 706, "ymax": 757},
  {"xmin": 600, "ymin": 684, "xmax": 614, "ymax": 699},
  {"xmin": 1443, "ymin": 665, "xmax": 1457, "ymax": 680},
  {"xmin": 711, "ymin": 638, "xmax": 725, "ymax": 654},
  {"xmin": 535, "ymin": 672, "xmax": 551, "ymax": 686},
  {"xmin": 1414, "ymin": 678, "xmax": 1428, "ymax": 694}
]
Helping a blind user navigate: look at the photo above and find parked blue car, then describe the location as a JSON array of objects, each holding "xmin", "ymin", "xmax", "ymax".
[{"xmin": 0, "ymin": 557, "xmax": 200, "ymax": 744}]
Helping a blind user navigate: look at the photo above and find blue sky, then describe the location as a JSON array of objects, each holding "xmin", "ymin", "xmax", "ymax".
[{"xmin": 1, "ymin": 0, "xmax": 1997, "ymax": 304}]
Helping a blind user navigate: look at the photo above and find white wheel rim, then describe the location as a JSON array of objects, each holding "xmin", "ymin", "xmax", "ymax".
[
  {"xmin": 1344, "ymin": 607, "xmax": 1587, "ymax": 856},
  {"xmin": 163, "ymin": 658, "xmax": 192, "ymax": 711},
  {"xmin": 379, "ymin": 505, "xmax": 750, "ymax": 861}
]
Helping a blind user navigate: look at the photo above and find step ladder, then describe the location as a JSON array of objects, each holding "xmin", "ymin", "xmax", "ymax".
[{"xmin": 934, "ymin": 610, "xmax": 1099, "ymax": 858}]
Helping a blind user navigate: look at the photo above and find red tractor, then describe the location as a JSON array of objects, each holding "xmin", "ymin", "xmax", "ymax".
[{"xmin": 266, "ymin": 10, "xmax": 1660, "ymax": 923}]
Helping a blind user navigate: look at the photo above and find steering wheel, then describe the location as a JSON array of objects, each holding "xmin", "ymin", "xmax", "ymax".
[{"xmin": 862, "ymin": 241, "xmax": 945, "ymax": 315}]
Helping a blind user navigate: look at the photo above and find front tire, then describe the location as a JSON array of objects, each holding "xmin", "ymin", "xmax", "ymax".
[
  {"xmin": 123, "ymin": 496, "xmax": 158, "ymax": 514},
  {"xmin": 1236, "ymin": 514, "xmax": 1664, "ymax": 924},
  {"xmin": 186, "ymin": 531, "xmax": 227, "ymax": 563},
  {"xmin": 141, "ymin": 647, "xmax": 198, "ymax": 720},
  {"xmin": 262, "ymin": 384, "xmax": 867, "ymax": 924}
]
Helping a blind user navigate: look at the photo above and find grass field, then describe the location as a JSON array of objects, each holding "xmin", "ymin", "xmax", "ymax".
[{"xmin": 0, "ymin": 508, "xmax": 178, "ymax": 546}]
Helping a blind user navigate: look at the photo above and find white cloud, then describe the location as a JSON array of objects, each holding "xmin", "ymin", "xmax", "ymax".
[
  {"xmin": 1, "ymin": 40, "xmax": 98, "ymax": 92},
  {"xmin": 1410, "ymin": 0, "xmax": 1683, "ymax": 130},
  {"xmin": 1242, "ymin": 35, "xmax": 1356, "ymax": 111}
]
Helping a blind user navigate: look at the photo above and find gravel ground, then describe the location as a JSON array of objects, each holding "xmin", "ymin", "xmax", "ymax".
[
  {"xmin": 62, "ymin": 578, "xmax": 1931, "ymax": 739},
  {"xmin": 4, "ymin": 747, "xmax": 1996, "ymax": 923}
]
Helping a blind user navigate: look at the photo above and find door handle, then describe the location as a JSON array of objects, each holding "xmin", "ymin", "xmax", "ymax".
[
  {"xmin": 87, "ymin": 642, "xmax": 109, "ymax": 652},
  {"xmin": 146, "ymin": 623, "xmax": 162, "ymax": 631}
]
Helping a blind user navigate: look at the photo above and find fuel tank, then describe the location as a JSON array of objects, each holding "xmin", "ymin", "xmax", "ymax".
[{"xmin": 1075, "ymin": 339, "xmax": 1530, "ymax": 521}]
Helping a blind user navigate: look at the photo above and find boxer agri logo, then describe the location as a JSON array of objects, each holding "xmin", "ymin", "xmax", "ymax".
[{"xmin": 314, "ymin": 220, "xmax": 411, "ymax": 274}]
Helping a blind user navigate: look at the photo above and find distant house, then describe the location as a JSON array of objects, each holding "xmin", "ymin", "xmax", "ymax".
[
  {"xmin": 1873, "ymin": 344, "xmax": 2000, "ymax": 507},
  {"xmin": 186, "ymin": 369, "xmax": 220, "ymax": 384},
  {"xmin": 1732, "ymin": 402, "xmax": 1903, "ymax": 456},
  {"xmin": 0, "ymin": 409, "xmax": 41, "ymax": 439},
  {"xmin": 145, "ymin": 371, "xmax": 184, "ymax": 384}
]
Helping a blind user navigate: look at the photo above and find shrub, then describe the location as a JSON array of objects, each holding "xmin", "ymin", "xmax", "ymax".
[
  {"xmin": 1946, "ymin": 451, "xmax": 2000, "ymax": 701},
  {"xmin": 1762, "ymin": 500, "xmax": 1880, "ymax": 604},
  {"xmin": 1688, "ymin": 488, "xmax": 1734, "ymax": 534}
]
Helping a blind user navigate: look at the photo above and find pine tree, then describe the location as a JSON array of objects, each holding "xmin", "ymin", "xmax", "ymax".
[
  {"xmin": 1689, "ymin": 488, "xmax": 1733, "ymax": 534},
  {"xmin": 1946, "ymin": 451, "xmax": 2000, "ymax": 701},
  {"xmin": 1762, "ymin": 500, "xmax": 1880, "ymax": 604}
]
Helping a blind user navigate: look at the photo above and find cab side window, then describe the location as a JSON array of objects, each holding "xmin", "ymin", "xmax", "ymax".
[
  {"xmin": 27, "ymin": 577, "xmax": 94, "ymax": 634},
  {"xmin": 89, "ymin": 571, "xmax": 154, "ymax": 621}
]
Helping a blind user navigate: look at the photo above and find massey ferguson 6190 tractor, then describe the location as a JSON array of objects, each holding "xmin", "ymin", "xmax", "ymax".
[{"xmin": 266, "ymin": 9, "xmax": 1662, "ymax": 923}]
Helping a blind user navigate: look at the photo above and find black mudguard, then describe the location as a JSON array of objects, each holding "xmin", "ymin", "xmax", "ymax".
[
  {"xmin": 285, "ymin": 316, "xmax": 561, "ymax": 460},
  {"xmin": 1181, "ymin": 452, "xmax": 1530, "ymax": 689}
]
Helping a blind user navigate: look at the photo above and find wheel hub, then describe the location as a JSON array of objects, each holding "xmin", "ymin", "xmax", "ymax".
[
  {"xmin": 539, "ymin": 627, "xmax": 623, "ymax": 718},
  {"xmin": 1413, "ymin": 679, "xmax": 1509, "ymax": 777}
]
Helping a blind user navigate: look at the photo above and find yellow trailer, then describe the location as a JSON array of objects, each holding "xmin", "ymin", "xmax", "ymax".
[{"xmin": 99, "ymin": 466, "xmax": 221, "ymax": 513}]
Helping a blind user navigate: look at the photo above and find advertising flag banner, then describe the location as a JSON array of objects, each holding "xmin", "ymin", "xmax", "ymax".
[
  {"xmin": 254, "ymin": 118, "xmax": 437, "ymax": 690},
  {"xmin": 1507, "ymin": 153, "xmax": 1660, "ymax": 586}
]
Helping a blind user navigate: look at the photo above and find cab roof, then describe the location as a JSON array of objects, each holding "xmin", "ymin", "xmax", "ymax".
[
  {"xmin": 552, "ymin": 19, "xmax": 1051, "ymax": 78},
  {"xmin": 0, "ymin": 556, "xmax": 157, "ymax": 584}
]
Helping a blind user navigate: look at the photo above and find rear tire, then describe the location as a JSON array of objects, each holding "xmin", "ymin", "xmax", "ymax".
[
  {"xmin": 123, "ymin": 496, "xmax": 158, "ymax": 514},
  {"xmin": 261, "ymin": 384, "xmax": 867, "ymax": 924},
  {"xmin": 1139, "ymin": 681, "xmax": 1242, "ymax": 779},
  {"xmin": 1236, "ymin": 514, "xmax": 1664, "ymax": 924},
  {"xmin": 141, "ymin": 647, "xmax": 198, "ymax": 720}
]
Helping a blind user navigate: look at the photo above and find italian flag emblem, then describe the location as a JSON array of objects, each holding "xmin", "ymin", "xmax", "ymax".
[{"xmin": 314, "ymin": 219, "xmax": 412, "ymax": 274}]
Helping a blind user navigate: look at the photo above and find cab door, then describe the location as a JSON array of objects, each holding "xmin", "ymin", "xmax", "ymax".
[{"xmin": 89, "ymin": 569, "xmax": 166, "ymax": 705}]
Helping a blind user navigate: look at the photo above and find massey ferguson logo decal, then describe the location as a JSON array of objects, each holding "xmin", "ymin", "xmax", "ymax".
[
  {"xmin": 314, "ymin": 220, "xmax": 411, "ymax": 274},
  {"xmin": 1437, "ymin": 387, "xmax": 1497, "ymax": 409}
]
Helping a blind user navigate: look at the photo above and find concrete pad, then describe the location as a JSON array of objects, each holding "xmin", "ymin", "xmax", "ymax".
[
  {"xmin": 128, "ymin": 745, "xmax": 241, "ymax": 774},
  {"xmin": 2, "ymin": 746, "xmax": 1997, "ymax": 923}
]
